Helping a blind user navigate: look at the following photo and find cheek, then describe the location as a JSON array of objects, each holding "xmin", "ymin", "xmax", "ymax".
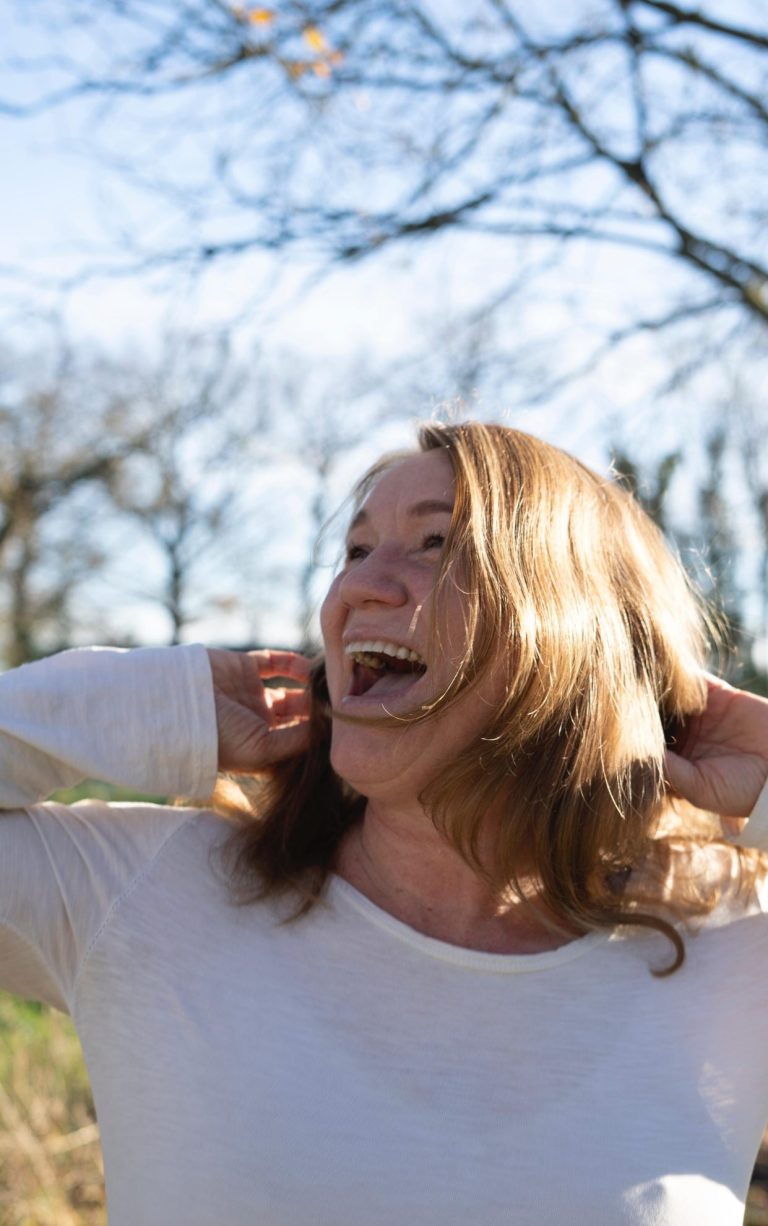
[
  {"xmin": 443, "ymin": 598, "xmax": 473, "ymax": 663},
  {"xmin": 320, "ymin": 578, "xmax": 347, "ymax": 698},
  {"xmin": 319, "ymin": 578, "xmax": 340, "ymax": 639},
  {"xmin": 319, "ymin": 579, "xmax": 343, "ymax": 648}
]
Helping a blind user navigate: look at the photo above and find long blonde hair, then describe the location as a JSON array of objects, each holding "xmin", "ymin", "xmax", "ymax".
[{"xmin": 210, "ymin": 422, "xmax": 764, "ymax": 974}]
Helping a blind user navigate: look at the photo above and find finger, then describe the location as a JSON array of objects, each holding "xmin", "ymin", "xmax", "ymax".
[
  {"xmin": 268, "ymin": 688, "xmax": 311, "ymax": 717},
  {"xmin": 261, "ymin": 720, "xmax": 311, "ymax": 762},
  {"xmin": 663, "ymin": 748, "xmax": 697, "ymax": 795},
  {"xmin": 246, "ymin": 650, "xmax": 314, "ymax": 684},
  {"xmin": 722, "ymin": 815, "xmax": 750, "ymax": 837},
  {"xmin": 270, "ymin": 710, "xmax": 310, "ymax": 724},
  {"xmin": 701, "ymin": 671, "xmax": 734, "ymax": 690}
]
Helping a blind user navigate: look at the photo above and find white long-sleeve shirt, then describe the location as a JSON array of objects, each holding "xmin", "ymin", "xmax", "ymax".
[{"xmin": 2, "ymin": 645, "xmax": 768, "ymax": 1226}]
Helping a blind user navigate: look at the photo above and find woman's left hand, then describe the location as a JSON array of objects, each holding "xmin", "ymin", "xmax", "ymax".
[
  {"xmin": 664, "ymin": 674, "xmax": 768, "ymax": 820},
  {"xmin": 207, "ymin": 648, "xmax": 313, "ymax": 773}
]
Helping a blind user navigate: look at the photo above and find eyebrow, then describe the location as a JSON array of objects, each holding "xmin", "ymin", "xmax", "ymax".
[{"xmin": 348, "ymin": 499, "xmax": 454, "ymax": 533}]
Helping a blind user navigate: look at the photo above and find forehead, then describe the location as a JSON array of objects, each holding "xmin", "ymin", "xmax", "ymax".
[{"xmin": 349, "ymin": 451, "xmax": 455, "ymax": 529}]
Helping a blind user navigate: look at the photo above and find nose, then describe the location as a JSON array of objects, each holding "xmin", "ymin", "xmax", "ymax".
[{"xmin": 339, "ymin": 546, "xmax": 408, "ymax": 608}]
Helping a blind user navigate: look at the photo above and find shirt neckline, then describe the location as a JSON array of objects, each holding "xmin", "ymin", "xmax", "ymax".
[{"xmin": 327, "ymin": 873, "xmax": 612, "ymax": 974}]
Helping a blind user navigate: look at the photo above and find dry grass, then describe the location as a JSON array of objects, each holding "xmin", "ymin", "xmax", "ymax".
[
  {"xmin": 1, "ymin": 991, "xmax": 767, "ymax": 1224},
  {"xmin": 0, "ymin": 995, "xmax": 104, "ymax": 1226}
]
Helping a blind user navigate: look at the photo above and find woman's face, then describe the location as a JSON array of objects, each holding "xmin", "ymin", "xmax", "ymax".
[{"xmin": 320, "ymin": 449, "xmax": 498, "ymax": 802}]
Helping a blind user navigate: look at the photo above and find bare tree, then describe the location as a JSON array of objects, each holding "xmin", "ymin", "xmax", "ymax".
[
  {"xmin": 2, "ymin": 0, "xmax": 766, "ymax": 388},
  {"xmin": 610, "ymin": 446, "xmax": 682, "ymax": 535},
  {"xmin": 0, "ymin": 328, "xmax": 419, "ymax": 661},
  {"xmin": 735, "ymin": 393, "xmax": 768, "ymax": 691},
  {"xmin": 696, "ymin": 426, "xmax": 745, "ymax": 637},
  {"xmin": 245, "ymin": 348, "xmax": 413, "ymax": 651},
  {"xmin": 609, "ymin": 423, "xmax": 768, "ymax": 688},
  {"xmin": 102, "ymin": 332, "xmax": 265, "ymax": 645},
  {"xmin": 0, "ymin": 348, "xmax": 142, "ymax": 665}
]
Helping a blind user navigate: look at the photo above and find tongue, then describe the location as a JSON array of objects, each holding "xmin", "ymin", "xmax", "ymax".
[
  {"xmin": 365, "ymin": 670, "xmax": 423, "ymax": 696},
  {"xmin": 353, "ymin": 663, "xmax": 424, "ymax": 697}
]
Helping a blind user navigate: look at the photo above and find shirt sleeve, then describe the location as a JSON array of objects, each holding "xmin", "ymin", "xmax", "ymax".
[
  {"xmin": 0, "ymin": 644, "xmax": 219, "ymax": 1012},
  {"xmin": 0, "ymin": 644, "xmax": 218, "ymax": 807}
]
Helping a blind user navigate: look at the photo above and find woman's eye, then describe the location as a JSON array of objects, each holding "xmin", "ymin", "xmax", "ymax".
[{"xmin": 344, "ymin": 533, "xmax": 444, "ymax": 563}]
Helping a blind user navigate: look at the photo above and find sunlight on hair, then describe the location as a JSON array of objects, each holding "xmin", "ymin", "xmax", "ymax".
[{"xmin": 211, "ymin": 420, "xmax": 767, "ymax": 977}]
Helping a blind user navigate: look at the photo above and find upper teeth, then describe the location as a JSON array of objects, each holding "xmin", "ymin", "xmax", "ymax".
[{"xmin": 345, "ymin": 640, "xmax": 426, "ymax": 666}]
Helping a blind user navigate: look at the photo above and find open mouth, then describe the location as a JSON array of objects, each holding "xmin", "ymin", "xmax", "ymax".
[{"xmin": 345, "ymin": 643, "xmax": 428, "ymax": 700}]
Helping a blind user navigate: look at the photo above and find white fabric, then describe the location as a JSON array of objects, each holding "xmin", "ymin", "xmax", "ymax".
[{"xmin": 2, "ymin": 646, "xmax": 768, "ymax": 1226}]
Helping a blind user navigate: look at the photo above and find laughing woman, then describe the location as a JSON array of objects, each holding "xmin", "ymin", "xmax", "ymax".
[{"xmin": 1, "ymin": 421, "xmax": 768, "ymax": 1226}]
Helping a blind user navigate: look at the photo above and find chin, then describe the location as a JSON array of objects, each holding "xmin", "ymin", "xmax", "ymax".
[{"xmin": 329, "ymin": 721, "xmax": 426, "ymax": 801}]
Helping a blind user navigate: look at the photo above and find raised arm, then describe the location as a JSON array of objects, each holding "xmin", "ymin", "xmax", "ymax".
[
  {"xmin": 0, "ymin": 645, "xmax": 221, "ymax": 807},
  {"xmin": 0, "ymin": 643, "xmax": 312, "ymax": 1012},
  {"xmin": 0, "ymin": 645, "xmax": 313, "ymax": 808}
]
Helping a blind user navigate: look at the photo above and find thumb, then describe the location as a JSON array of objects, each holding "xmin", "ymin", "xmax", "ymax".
[
  {"xmin": 257, "ymin": 719, "xmax": 311, "ymax": 765},
  {"xmin": 663, "ymin": 748, "xmax": 698, "ymax": 800},
  {"xmin": 217, "ymin": 690, "xmax": 311, "ymax": 772}
]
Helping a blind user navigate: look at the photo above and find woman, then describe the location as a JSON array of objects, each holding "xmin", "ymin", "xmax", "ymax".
[{"xmin": 1, "ymin": 421, "xmax": 767, "ymax": 1225}]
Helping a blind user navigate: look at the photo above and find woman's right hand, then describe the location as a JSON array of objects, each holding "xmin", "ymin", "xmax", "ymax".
[
  {"xmin": 206, "ymin": 649, "xmax": 313, "ymax": 773},
  {"xmin": 664, "ymin": 673, "xmax": 768, "ymax": 822}
]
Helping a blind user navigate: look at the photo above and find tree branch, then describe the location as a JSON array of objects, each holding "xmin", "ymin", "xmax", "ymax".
[{"xmin": 631, "ymin": 1, "xmax": 768, "ymax": 50}]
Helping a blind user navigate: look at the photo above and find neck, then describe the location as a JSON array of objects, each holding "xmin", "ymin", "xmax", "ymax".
[{"xmin": 333, "ymin": 798, "xmax": 581, "ymax": 955}]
